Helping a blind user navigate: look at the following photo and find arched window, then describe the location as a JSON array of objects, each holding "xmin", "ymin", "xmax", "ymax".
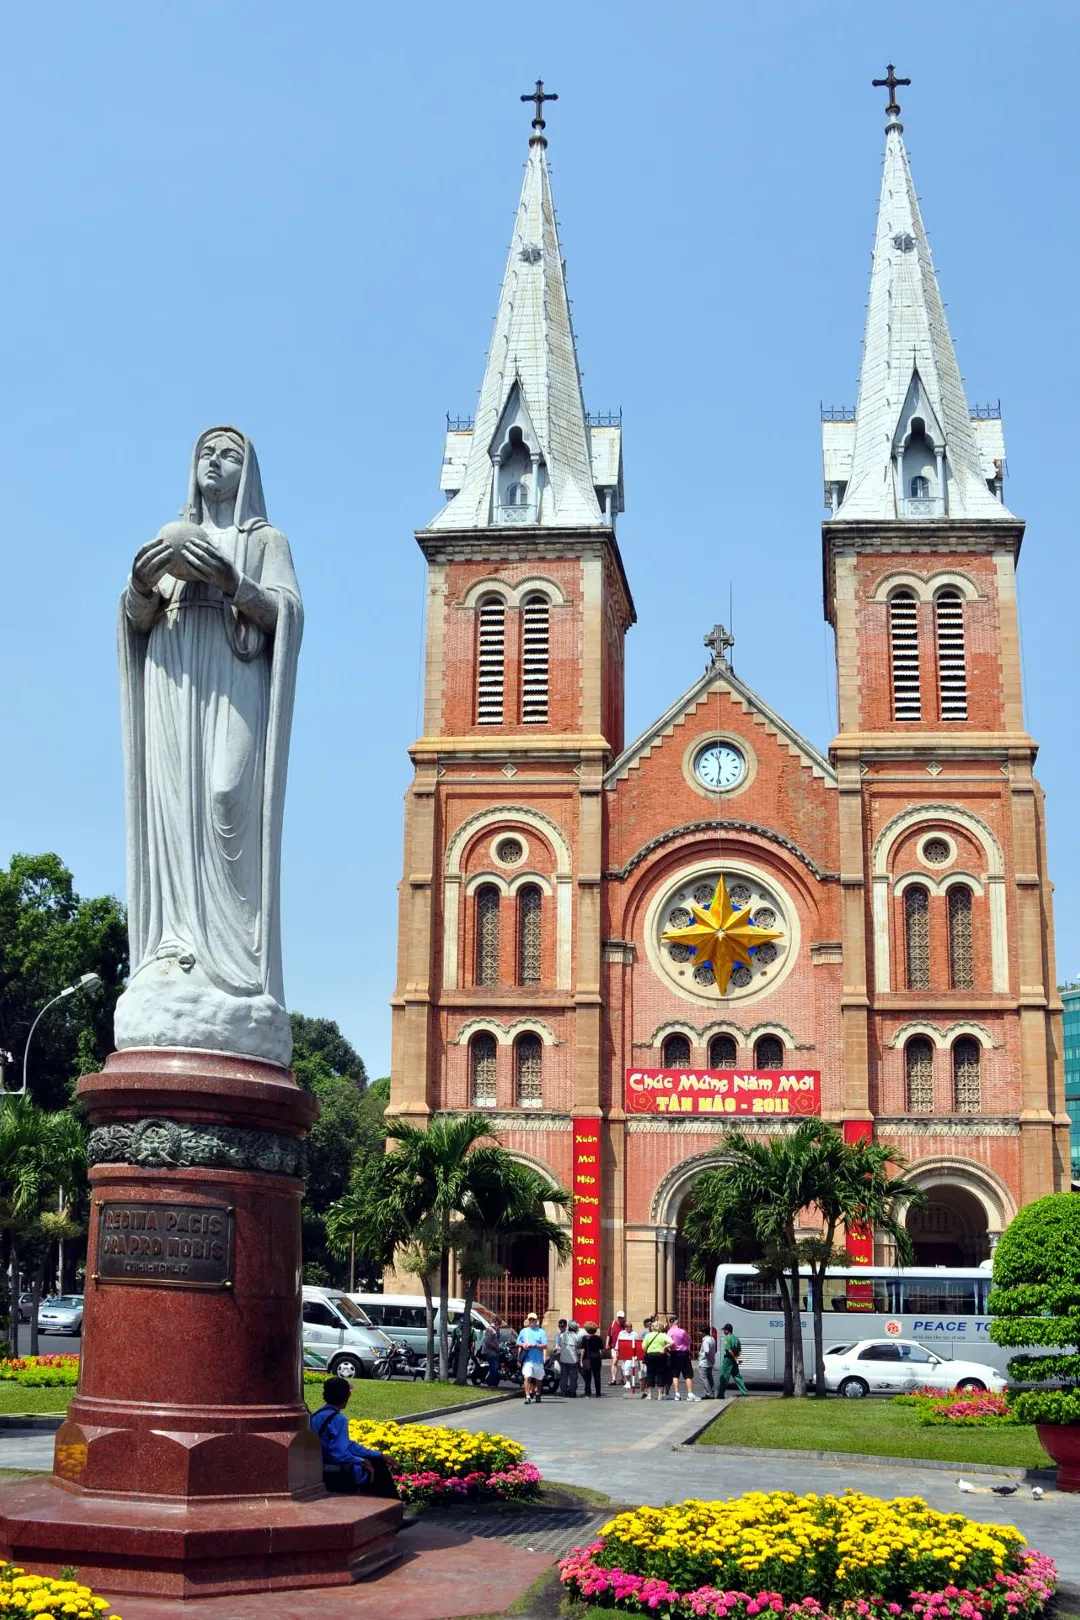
[
  {"xmin": 952, "ymin": 1036, "xmax": 981, "ymax": 1113},
  {"xmin": 904, "ymin": 885, "xmax": 930, "ymax": 990},
  {"xmin": 754, "ymin": 1035, "xmax": 784, "ymax": 1070},
  {"xmin": 947, "ymin": 885, "xmax": 974, "ymax": 990},
  {"xmin": 505, "ymin": 481, "xmax": 529, "ymax": 508},
  {"xmin": 521, "ymin": 594, "xmax": 550, "ymax": 723},
  {"xmin": 708, "ymin": 1033, "xmax": 737, "ymax": 1069},
  {"xmin": 662, "ymin": 1033, "xmax": 691, "ymax": 1069},
  {"xmin": 517, "ymin": 884, "xmax": 542, "ymax": 986},
  {"xmin": 515, "ymin": 1033, "xmax": 543, "ymax": 1107},
  {"xmin": 470, "ymin": 1032, "xmax": 497, "ymax": 1108},
  {"xmin": 889, "ymin": 591, "xmax": 921, "ymax": 721},
  {"xmin": 475, "ymin": 885, "xmax": 501, "ymax": 986},
  {"xmin": 476, "ymin": 595, "xmax": 506, "ymax": 724},
  {"xmin": 935, "ymin": 589, "xmax": 968, "ymax": 721},
  {"xmin": 910, "ymin": 475, "xmax": 930, "ymax": 498},
  {"xmin": 905, "ymin": 1035, "xmax": 934, "ymax": 1113}
]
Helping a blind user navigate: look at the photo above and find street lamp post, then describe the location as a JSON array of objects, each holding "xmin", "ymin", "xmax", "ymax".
[{"xmin": 16, "ymin": 974, "xmax": 102, "ymax": 1098}]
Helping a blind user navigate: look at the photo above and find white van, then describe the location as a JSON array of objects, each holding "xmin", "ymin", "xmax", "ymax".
[
  {"xmin": 349, "ymin": 1293, "xmax": 499, "ymax": 1359},
  {"xmin": 301, "ymin": 1286, "xmax": 393, "ymax": 1379}
]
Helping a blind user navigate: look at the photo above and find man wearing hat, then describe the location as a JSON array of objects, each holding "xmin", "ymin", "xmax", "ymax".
[{"xmin": 607, "ymin": 1309, "xmax": 626, "ymax": 1386}]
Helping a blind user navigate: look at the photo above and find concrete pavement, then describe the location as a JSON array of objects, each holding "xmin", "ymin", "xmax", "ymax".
[{"xmin": 441, "ymin": 1390, "xmax": 1080, "ymax": 1584}]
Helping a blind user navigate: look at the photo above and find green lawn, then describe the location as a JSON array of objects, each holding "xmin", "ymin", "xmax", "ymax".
[
  {"xmin": 304, "ymin": 1379, "xmax": 504, "ymax": 1420},
  {"xmin": 696, "ymin": 1396, "xmax": 1050, "ymax": 1468},
  {"xmin": 0, "ymin": 1377, "xmax": 499, "ymax": 1422}
]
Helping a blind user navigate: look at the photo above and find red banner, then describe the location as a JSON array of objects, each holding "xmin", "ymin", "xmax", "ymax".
[
  {"xmin": 842, "ymin": 1119, "xmax": 874, "ymax": 1268},
  {"xmin": 625, "ymin": 1069, "xmax": 820, "ymax": 1117},
  {"xmin": 571, "ymin": 1119, "xmax": 601, "ymax": 1325}
]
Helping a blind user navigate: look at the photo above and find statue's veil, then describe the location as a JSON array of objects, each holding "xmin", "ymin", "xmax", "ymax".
[{"xmin": 185, "ymin": 425, "xmax": 268, "ymax": 532}]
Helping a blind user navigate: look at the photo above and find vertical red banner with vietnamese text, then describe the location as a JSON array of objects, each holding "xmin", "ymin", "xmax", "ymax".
[
  {"xmin": 571, "ymin": 1119, "xmax": 602, "ymax": 1325},
  {"xmin": 842, "ymin": 1119, "xmax": 874, "ymax": 1274}
]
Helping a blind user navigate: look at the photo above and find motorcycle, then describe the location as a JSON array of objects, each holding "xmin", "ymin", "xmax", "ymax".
[{"xmin": 372, "ymin": 1337, "xmax": 426, "ymax": 1381}]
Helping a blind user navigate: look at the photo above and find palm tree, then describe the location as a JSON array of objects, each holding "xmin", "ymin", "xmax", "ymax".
[
  {"xmin": 451, "ymin": 1160, "xmax": 571, "ymax": 1385},
  {"xmin": 682, "ymin": 1136, "xmax": 809, "ymax": 1394}
]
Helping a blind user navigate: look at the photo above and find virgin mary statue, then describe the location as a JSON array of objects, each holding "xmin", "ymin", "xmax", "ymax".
[{"xmin": 113, "ymin": 426, "xmax": 303, "ymax": 1067}]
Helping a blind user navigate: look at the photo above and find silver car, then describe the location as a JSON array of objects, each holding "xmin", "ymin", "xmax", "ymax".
[
  {"xmin": 824, "ymin": 1337, "xmax": 1006, "ymax": 1398},
  {"xmin": 37, "ymin": 1294, "xmax": 84, "ymax": 1335}
]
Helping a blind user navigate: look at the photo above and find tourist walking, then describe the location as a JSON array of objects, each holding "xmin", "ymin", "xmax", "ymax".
[
  {"xmin": 579, "ymin": 1321, "xmax": 605, "ymax": 1396},
  {"xmin": 640, "ymin": 1317, "xmax": 672, "ymax": 1401},
  {"xmin": 666, "ymin": 1314, "xmax": 697, "ymax": 1401},
  {"xmin": 480, "ymin": 1317, "xmax": 502, "ymax": 1388},
  {"xmin": 558, "ymin": 1318, "xmax": 582, "ymax": 1396},
  {"xmin": 698, "ymin": 1325, "xmax": 717, "ymax": 1398},
  {"xmin": 616, "ymin": 1319, "xmax": 641, "ymax": 1395},
  {"xmin": 517, "ymin": 1312, "xmax": 548, "ymax": 1404},
  {"xmin": 716, "ymin": 1321, "xmax": 749, "ymax": 1397},
  {"xmin": 606, "ymin": 1309, "xmax": 626, "ymax": 1385}
]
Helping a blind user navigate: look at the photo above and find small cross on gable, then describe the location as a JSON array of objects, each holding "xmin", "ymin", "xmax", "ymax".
[{"xmin": 704, "ymin": 623, "xmax": 735, "ymax": 667}]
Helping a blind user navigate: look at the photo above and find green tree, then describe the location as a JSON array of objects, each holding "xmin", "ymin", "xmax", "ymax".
[
  {"xmin": 990, "ymin": 1194, "xmax": 1080, "ymax": 1407},
  {"xmin": 451, "ymin": 1161, "xmax": 571, "ymax": 1385},
  {"xmin": 0, "ymin": 854, "xmax": 127, "ymax": 1110},
  {"xmin": 683, "ymin": 1122, "xmax": 922, "ymax": 1398},
  {"xmin": 289, "ymin": 1013, "xmax": 384, "ymax": 1283},
  {"xmin": 0, "ymin": 1099, "xmax": 88, "ymax": 1355}
]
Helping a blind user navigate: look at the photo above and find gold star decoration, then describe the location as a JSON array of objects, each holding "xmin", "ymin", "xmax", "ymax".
[{"xmin": 662, "ymin": 877, "xmax": 784, "ymax": 994}]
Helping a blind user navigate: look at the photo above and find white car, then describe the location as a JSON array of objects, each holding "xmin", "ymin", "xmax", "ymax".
[
  {"xmin": 823, "ymin": 1338, "xmax": 1006, "ymax": 1399},
  {"xmin": 37, "ymin": 1294, "xmax": 84, "ymax": 1336}
]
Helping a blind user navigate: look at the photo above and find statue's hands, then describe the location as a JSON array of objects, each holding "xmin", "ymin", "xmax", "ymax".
[
  {"xmin": 179, "ymin": 534, "xmax": 240, "ymax": 595},
  {"xmin": 131, "ymin": 537, "xmax": 175, "ymax": 592}
]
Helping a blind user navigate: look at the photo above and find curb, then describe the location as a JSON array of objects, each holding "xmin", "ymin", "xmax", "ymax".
[
  {"xmin": 680, "ymin": 1441, "xmax": 1056, "ymax": 1481},
  {"xmin": 397, "ymin": 1391, "xmax": 516, "ymax": 1426},
  {"xmin": 0, "ymin": 1416, "xmax": 64, "ymax": 1432}
]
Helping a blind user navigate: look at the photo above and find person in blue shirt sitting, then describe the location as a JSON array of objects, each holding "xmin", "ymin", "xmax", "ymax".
[{"xmin": 310, "ymin": 1376, "xmax": 397, "ymax": 1496}]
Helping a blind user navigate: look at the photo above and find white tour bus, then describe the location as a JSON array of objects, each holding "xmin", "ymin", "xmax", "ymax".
[{"xmin": 711, "ymin": 1262, "xmax": 1006, "ymax": 1385}]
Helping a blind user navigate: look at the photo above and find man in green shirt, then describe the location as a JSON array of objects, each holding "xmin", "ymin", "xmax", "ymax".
[{"xmin": 716, "ymin": 1322, "xmax": 749, "ymax": 1397}]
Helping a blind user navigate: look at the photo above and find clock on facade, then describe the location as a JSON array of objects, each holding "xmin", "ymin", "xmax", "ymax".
[{"xmin": 693, "ymin": 742, "xmax": 746, "ymax": 791}]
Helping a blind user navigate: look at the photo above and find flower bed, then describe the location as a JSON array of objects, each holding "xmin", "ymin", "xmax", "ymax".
[
  {"xmin": 0, "ymin": 1356, "xmax": 79, "ymax": 1388},
  {"xmin": 892, "ymin": 1390, "xmax": 1015, "ymax": 1427},
  {"xmin": 559, "ymin": 1491, "xmax": 1056, "ymax": 1620},
  {"xmin": 348, "ymin": 1417, "xmax": 541, "ymax": 1506},
  {"xmin": 0, "ymin": 1561, "xmax": 117, "ymax": 1617}
]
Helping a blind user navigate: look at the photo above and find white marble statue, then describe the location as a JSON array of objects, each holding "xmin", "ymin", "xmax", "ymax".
[{"xmin": 113, "ymin": 426, "xmax": 303, "ymax": 1066}]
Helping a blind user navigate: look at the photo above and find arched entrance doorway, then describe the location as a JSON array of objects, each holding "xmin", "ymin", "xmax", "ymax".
[{"xmin": 906, "ymin": 1184, "xmax": 990, "ymax": 1265}]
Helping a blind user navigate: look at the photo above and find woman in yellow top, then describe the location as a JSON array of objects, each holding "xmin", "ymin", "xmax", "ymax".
[{"xmin": 640, "ymin": 1317, "xmax": 672, "ymax": 1401}]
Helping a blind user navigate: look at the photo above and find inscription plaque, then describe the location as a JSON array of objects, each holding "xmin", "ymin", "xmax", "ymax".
[{"xmin": 95, "ymin": 1200, "xmax": 234, "ymax": 1289}]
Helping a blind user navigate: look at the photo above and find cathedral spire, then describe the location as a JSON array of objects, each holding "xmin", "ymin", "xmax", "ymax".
[
  {"xmin": 429, "ymin": 90, "xmax": 605, "ymax": 532},
  {"xmin": 832, "ymin": 71, "xmax": 1011, "ymax": 522}
]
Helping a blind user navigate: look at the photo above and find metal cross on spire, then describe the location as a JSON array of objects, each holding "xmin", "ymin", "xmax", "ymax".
[
  {"xmin": 872, "ymin": 63, "xmax": 911, "ymax": 121},
  {"xmin": 521, "ymin": 79, "xmax": 558, "ymax": 143}
]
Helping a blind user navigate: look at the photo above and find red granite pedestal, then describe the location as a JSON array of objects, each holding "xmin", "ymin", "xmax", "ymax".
[{"xmin": 0, "ymin": 1049, "xmax": 403, "ymax": 1598}]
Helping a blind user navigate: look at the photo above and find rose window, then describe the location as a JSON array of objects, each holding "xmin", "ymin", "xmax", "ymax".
[{"xmin": 655, "ymin": 869, "xmax": 791, "ymax": 1003}]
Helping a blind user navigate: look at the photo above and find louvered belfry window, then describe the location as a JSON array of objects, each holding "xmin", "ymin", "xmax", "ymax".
[
  {"xmin": 904, "ymin": 886, "xmax": 931, "ymax": 990},
  {"xmin": 517, "ymin": 884, "xmax": 542, "ymax": 986},
  {"xmin": 662, "ymin": 1034, "xmax": 691, "ymax": 1069},
  {"xmin": 709, "ymin": 1033, "xmax": 737, "ymax": 1068},
  {"xmin": 889, "ymin": 591, "xmax": 921, "ymax": 721},
  {"xmin": 521, "ymin": 594, "xmax": 550, "ymax": 723},
  {"xmin": 953, "ymin": 1037, "xmax": 981, "ymax": 1113},
  {"xmin": 906, "ymin": 1036, "xmax": 934, "ymax": 1113},
  {"xmin": 475, "ymin": 885, "xmax": 501, "ymax": 986},
  {"xmin": 476, "ymin": 596, "xmax": 506, "ymax": 724},
  {"xmin": 948, "ymin": 885, "xmax": 974, "ymax": 990},
  {"xmin": 471, "ymin": 1033, "xmax": 497, "ymax": 1107},
  {"xmin": 936, "ymin": 590, "xmax": 968, "ymax": 721},
  {"xmin": 515, "ymin": 1033, "xmax": 543, "ymax": 1107},
  {"xmin": 755, "ymin": 1035, "xmax": 784, "ymax": 1070}
]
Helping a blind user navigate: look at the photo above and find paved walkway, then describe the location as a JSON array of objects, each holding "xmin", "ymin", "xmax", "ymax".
[{"xmin": 441, "ymin": 1391, "xmax": 1080, "ymax": 1584}]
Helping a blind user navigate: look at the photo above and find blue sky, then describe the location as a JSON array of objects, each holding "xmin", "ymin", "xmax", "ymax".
[{"xmin": 2, "ymin": 1, "xmax": 1077, "ymax": 1077}]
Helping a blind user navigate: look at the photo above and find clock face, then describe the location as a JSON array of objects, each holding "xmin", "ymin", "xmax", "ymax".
[{"xmin": 694, "ymin": 743, "xmax": 746, "ymax": 792}]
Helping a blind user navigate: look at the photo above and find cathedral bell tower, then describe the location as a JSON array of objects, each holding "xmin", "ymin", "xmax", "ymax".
[
  {"xmin": 389, "ymin": 78, "xmax": 635, "ymax": 1241},
  {"xmin": 823, "ymin": 70, "xmax": 1068, "ymax": 1220}
]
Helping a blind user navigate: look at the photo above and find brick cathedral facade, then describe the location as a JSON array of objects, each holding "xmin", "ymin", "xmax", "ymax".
[{"xmin": 388, "ymin": 91, "xmax": 1069, "ymax": 1326}]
